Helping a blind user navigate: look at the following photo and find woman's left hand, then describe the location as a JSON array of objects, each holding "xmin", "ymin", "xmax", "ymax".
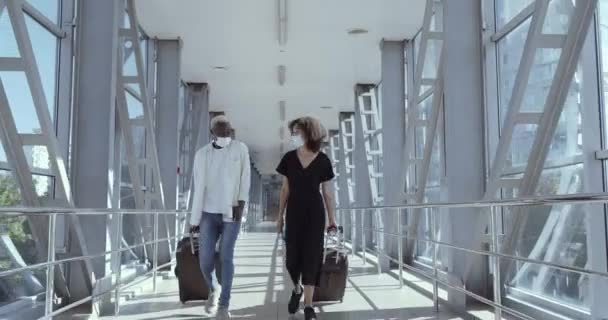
[{"xmin": 327, "ymin": 219, "xmax": 337, "ymax": 232}]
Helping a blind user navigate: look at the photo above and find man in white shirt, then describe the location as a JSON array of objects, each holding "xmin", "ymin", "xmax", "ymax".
[{"xmin": 189, "ymin": 115, "xmax": 251, "ymax": 319}]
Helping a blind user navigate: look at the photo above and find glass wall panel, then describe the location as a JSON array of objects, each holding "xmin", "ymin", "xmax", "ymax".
[
  {"xmin": 0, "ymin": 72, "xmax": 43, "ymax": 133},
  {"xmin": 0, "ymin": 10, "xmax": 20, "ymax": 57},
  {"xmin": 495, "ymin": 0, "xmax": 534, "ymax": 29},
  {"xmin": 422, "ymin": 40, "xmax": 442, "ymax": 79},
  {"xmin": 598, "ymin": 0, "xmax": 608, "ymax": 143},
  {"xmin": 505, "ymin": 124, "xmax": 537, "ymax": 171},
  {"xmin": 542, "ymin": 0, "xmax": 574, "ymax": 34},
  {"xmin": 126, "ymin": 91, "xmax": 144, "ymax": 119},
  {"xmin": 416, "ymin": 187, "xmax": 440, "ymax": 262},
  {"xmin": 0, "ymin": 145, "xmax": 6, "ymax": 164},
  {"xmin": 123, "ymin": 45, "xmax": 137, "ymax": 77},
  {"xmin": 26, "ymin": 16, "xmax": 58, "ymax": 121},
  {"xmin": 497, "ymin": 20, "xmax": 530, "ymax": 126},
  {"xmin": 0, "ymin": 170, "xmax": 22, "ymax": 207},
  {"xmin": 410, "ymin": 21, "xmax": 445, "ymax": 268},
  {"xmin": 0, "ymin": 1, "xmax": 69, "ymax": 314},
  {"xmin": 491, "ymin": 1, "xmax": 592, "ymax": 316},
  {"xmin": 27, "ymin": 0, "xmax": 60, "ymax": 24},
  {"xmin": 22, "ymin": 145, "xmax": 50, "ymax": 172}
]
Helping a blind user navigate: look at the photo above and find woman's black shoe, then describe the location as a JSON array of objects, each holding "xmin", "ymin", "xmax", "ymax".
[
  {"xmin": 288, "ymin": 286, "xmax": 303, "ymax": 314},
  {"xmin": 304, "ymin": 306, "xmax": 317, "ymax": 320}
]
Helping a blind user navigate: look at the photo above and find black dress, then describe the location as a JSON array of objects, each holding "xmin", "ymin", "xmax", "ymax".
[{"xmin": 276, "ymin": 150, "xmax": 335, "ymax": 286}]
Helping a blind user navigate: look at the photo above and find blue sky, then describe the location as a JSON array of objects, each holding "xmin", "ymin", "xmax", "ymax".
[{"xmin": 0, "ymin": 1, "xmax": 60, "ymax": 163}]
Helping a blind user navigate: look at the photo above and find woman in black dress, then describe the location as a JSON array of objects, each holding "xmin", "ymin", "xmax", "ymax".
[{"xmin": 276, "ymin": 117, "xmax": 336, "ymax": 320}]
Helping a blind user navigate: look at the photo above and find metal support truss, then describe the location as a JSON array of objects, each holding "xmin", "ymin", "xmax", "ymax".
[
  {"xmin": 116, "ymin": 0, "xmax": 169, "ymax": 261},
  {"xmin": 402, "ymin": 0, "xmax": 446, "ymax": 261},
  {"xmin": 117, "ymin": 0, "xmax": 166, "ymax": 211},
  {"xmin": 339, "ymin": 112, "xmax": 357, "ymax": 247},
  {"xmin": 328, "ymin": 130, "xmax": 341, "ymax": 207},
  {"xmin": 339, "ymin": 113, "xmax": 356, "ymax": 205},
  {"xmin": 0, "ymin": 0, "xmax": 95, "ymax": 298},
  {"xmin": 356, "ymin": 85, "xmax": 384, "ymax": 205},
  {"xmin": 466, "ymin": 0, "xmax": 598, "ymax": 284}
]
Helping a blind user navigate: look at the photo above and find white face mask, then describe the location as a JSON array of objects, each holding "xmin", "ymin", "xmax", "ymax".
[
  {"xmin": 215, "ymin": 137, "xmax": 232, "ymax": 148},
  {"xmin": 291, "ymin": 135, "xmax": 304, "ymax": 148}
]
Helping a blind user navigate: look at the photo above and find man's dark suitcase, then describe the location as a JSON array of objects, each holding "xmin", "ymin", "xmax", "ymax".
[
  {"xmin": 175, "ymin": 235, "xmax": 221, "ymax": 304},
  {"xmin": 313, "ymin": 226, "xmax": 348, "ymax": 302}
]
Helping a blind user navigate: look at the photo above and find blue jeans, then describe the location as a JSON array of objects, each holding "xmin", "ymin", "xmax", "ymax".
[{"xmin": 198, "ymin": 212, "xmax": 241, "ymax": 308}]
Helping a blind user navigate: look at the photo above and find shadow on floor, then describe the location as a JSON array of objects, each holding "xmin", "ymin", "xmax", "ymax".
[{"xmin": 131, "ymin": 305, "xmax": 454, "ymax": 320}]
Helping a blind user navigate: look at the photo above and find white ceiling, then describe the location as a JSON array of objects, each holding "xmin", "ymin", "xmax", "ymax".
[{"xmin": 136, "ymin": 0, "xmax": 425, "ymax": 174}]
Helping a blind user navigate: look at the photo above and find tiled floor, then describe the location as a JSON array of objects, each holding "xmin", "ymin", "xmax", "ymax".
[{"xmin": 106, "ymin": 224, "xmax": 466, "ymax": 320}]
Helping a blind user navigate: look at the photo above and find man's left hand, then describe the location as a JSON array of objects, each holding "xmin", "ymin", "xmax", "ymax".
[{"xmin": 232, "ymin": 201, "xmax": 246, "ymax": 222}]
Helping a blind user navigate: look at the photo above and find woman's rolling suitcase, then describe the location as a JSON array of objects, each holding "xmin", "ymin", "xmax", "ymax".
[
  {"xmin": 313, "ymin": 226, "xmax": 348, "ymax": 302},
  {"xmin": 175, "ymin": 235, "xmax": 221, "ymax": 304}
]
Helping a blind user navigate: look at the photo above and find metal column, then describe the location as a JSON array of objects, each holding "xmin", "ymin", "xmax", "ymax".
[
  {"xmin": 380, "ymin": 40, "xmax": 406, "ymax": 266},
  {"xmin": 156, "ymin": 40, "xmax": 181, "ymax": 265},
  {"xmin": 442, "ymin": 0, "xmax": 487, "ymax": 307}
]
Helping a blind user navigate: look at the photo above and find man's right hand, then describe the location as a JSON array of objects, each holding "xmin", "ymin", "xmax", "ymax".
[
  {"xmin": 189, "ymin": 225, "xmax": 200, "ymax": 234},
  {"xmin": 277, "ymin": 218, "xmax": 284, "ymax": 235}
]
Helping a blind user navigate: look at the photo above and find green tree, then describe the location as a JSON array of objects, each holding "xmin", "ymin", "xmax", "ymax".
[
  {"xmin": 0, "ymin": 175, "xmax": 20, "ymax": 207},
  {"xmin": 0, "ymin": 175, "xmax": 37, "ymax": 264}
]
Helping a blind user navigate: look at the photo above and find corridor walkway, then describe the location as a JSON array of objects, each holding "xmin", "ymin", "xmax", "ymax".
[{"xmin": 107, "ymin": 223, "xmax": 466, "ymax": 320}]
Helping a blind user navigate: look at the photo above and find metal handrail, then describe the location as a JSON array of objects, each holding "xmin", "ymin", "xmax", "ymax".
[
  {"xmin": 335, "ymin": 194, "xmax": 608, "ymax": 320},
  {"xmin": 0, "ymin": 209, "xmax": 189, "ymax": 319},
  {"xmin": 0, "ymin": 207, "xmax": 184, "ymax": 214},
  {"xmin": 337, "ymin": 191, "xmax": 608, "ymax": 211}
]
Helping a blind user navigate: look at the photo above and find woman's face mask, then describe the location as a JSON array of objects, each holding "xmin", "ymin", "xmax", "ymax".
[
  {"xmin": 215, "ymin": 136, "xmax": 232, "ymax": 148},
  {"xmin": 291, "ymin": 134, "xmax": 304, "ymax": 148}
]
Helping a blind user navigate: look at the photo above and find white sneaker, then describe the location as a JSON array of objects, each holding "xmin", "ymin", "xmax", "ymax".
[
  {"xmin": 216, "ymin": 307, "xmax": 231, "ymax": 319},
  {"xmin": 205, "ymin": 286, "xmax": 222, "ymax": 313}
]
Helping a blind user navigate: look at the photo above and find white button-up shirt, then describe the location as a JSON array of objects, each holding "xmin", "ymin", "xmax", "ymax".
[{"xmin": 190, "ymin": 141, "xmax": 251, "ymax": 225}]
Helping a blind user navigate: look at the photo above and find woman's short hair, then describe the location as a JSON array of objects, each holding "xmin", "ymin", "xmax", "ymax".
[{"xmin": 289, "ymin": 117, "xmax": 326, "ymax": 152}]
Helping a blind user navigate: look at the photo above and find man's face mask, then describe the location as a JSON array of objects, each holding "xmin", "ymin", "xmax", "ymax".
[{"xmin": 215, "ymin": 136, "xmax": 232, "ymax": 148}]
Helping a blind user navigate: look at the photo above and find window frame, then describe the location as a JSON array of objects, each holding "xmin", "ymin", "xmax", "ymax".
[{"xmin": 482, "ymin": 1, "xmax": 608, "ymax": 319}]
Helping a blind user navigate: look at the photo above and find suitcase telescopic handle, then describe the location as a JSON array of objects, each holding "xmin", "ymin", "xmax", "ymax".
[
  {"xmin": 189, "ymin": 231, "xmax": 199, "ymax": 255},
  {"xmin": 323, "ymin": 225, "xmax": 344, "ymax": 264}
]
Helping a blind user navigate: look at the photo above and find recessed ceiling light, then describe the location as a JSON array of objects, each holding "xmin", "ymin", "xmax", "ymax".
[
  {"xmin": 212, "ymin": 66, "xmax": 229, "ymax": 71},
  {"xmin": 347, "ymin": 28, "xmax": 369, "ymax": 35},
  {"xmin": 320, "ymin": 106, "xmax": 333, "ymax": 109}
]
